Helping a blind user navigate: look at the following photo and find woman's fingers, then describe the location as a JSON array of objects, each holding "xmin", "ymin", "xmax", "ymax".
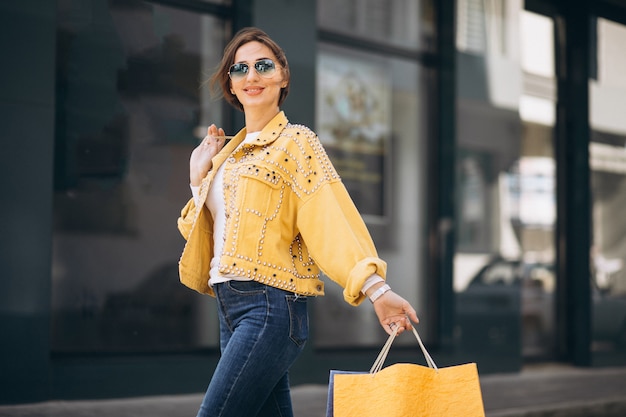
[{"xmin": 204, "ymin": 125, "xmax": 227, "ymax": 147}]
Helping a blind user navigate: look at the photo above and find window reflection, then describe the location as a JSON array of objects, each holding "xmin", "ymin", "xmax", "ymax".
[
  {"xmin": 313, "ymin": 44, "xmax": 425, "ymax": 348},
  {"xmin": 315, "ymin": 0, "xmax": 429, "ymax": 350},
  {"xmin": 52, "ymin": 0, "xmax": 226, "ymax": 352},
  {"xmin": 317, "ymin": 0, "xmax": 427, "ymax": 50},
  {"xmin": 590, "ymin": 18, "xmax": 626, "ymax": 355},
  {"xmin": 455, "ymin": 6, "xmax": 557, "ymax": 361}
]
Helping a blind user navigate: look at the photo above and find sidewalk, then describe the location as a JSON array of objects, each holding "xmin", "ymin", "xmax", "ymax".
[
  {"xmin": 479, "ymin": 364, "xmax": 626, "ymax": 417},
  {"xmin": 1, "ymin": 365, "xmax": 625, "ymax": 417}
]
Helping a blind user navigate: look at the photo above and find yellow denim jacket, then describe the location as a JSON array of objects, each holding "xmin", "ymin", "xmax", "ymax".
[{"xmin": 177, "ymin": 112, "xmax": 386, "ymax": 306}]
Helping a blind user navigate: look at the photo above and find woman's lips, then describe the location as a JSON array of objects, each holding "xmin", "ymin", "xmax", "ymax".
[{"xmin": 243, "ymin": 86, "xmax": 264, "ymax": 95}]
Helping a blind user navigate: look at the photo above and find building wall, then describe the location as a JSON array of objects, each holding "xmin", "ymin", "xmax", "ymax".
[{"xmin": 0, "ymin": 1, "xmax": 56, "ymax": 403}]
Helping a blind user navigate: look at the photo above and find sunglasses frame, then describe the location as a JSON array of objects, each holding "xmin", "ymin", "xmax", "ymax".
[{"xmin": 228, "ymin": 59, "xmax": 278, "ymax": 80}]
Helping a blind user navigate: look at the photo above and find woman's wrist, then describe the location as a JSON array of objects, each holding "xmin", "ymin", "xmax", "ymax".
[
  {"xmin": 190, "ymin": 168, "xmax": 210, "ymax": 187},
  {"xmin": 367, "ymin": 283, "xmax": 391, "ymax": 303}
]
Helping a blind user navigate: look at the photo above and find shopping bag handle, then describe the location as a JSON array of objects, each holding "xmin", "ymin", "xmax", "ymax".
[{"xmin": 369, "ymin": 324, "xmax": 438, "ymax": 374}]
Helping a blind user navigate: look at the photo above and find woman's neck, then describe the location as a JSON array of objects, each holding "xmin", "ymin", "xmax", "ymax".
[{"xmin": 244, "ymin": 106, "xmax": 280, "ymax": 133}]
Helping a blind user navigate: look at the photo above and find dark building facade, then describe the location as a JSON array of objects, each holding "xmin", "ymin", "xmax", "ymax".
[{"xmin": 1, "ymin": 0, "xmax": 626, "ymax": 404}]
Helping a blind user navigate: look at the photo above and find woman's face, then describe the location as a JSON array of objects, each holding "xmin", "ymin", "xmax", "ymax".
[{"xmin": 230, "ymin": 41, "xmax": 287, "ymax": 112}]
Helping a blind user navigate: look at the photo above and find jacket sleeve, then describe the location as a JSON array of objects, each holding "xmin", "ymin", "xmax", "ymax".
[
  {"xmin": 297, "ymin": 180, "xmax": 387, "ymax": 306},
  {"xmin": 177, "ymin": 197, "xmax": 196, "ymax": 240}
]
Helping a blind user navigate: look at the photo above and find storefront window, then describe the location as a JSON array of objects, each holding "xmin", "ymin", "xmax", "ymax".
[
  {"xmin": 313, "ymin": 44, "xmax": 427, "ymax": 348},
  {"xmin": 590, "ymin": 17, "xmax": 626, "ymax": 358},
  {"xmin": 454, "ymin": 4, "xmax": 557, "ymax": 363},
  {"xmin": 51, "ymin": 0, "xmax": 227, "ymax": 352}
]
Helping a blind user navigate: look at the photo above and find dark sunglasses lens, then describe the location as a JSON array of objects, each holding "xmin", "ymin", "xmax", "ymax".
[
  {"xmin": 255, "ymin": 59, "xmax": 276, "ymax": 75},
  {"xmin": 229, "ymin": 63, "xmax": 248, "ymax": 78}
]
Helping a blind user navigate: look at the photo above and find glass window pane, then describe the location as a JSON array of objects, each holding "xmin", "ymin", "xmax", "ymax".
[
  {"xmin": 455, "ymin": 7, "xmax": 557, "ymax": 362},
  {"xmin": 590, "ymin": 18, "xmax": 626, "ymax": 357},
  {"xmin": 317, "ymin": 0, "xmax": 426, "ymax": 51},
  {"xmin": 52, "ymin": 0, "xmax": 227, "ymax": 352},
  {"xmin": 313, "ymin": 43, "xmax": 427, "ymax": 347}
]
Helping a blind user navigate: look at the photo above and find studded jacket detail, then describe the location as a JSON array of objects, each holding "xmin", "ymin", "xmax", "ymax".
[{"xmin": 177, "ymin": 112, "xmax": 386, "ymax": 306}]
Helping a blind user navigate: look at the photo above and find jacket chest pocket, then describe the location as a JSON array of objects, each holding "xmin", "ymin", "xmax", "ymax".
[{"xmin": 235, "ymin": 165, "xmax": 287, "ymax": 248}]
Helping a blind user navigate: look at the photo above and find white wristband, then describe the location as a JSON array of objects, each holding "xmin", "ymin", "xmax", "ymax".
[{"xmin": 368, "ymin": 284, "xmax": 391, "ymax": 304}]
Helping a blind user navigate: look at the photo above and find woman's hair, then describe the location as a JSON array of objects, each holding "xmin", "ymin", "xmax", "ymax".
[{"xmin": 210, "ymin": 27, "xmax": 290, "ymax": 112}]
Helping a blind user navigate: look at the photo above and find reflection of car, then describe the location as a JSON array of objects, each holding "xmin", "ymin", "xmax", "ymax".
[
  {"xmin": 458, "ymin": 257, "xmax": 626, "ymax": 358},
  {"xmin": 457, "ymin": 258, "xmax": 555, "ymax": 358}
]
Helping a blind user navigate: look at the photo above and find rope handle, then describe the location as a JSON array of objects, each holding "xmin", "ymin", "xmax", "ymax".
[{"xmin": 369, "ymin": 324, "xmax": 438, "ymax": 374}]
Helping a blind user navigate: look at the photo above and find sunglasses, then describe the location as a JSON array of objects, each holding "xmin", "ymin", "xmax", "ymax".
[{"xmin": 228, "ymin": 59, "xmax": 277, "ymax": 80}]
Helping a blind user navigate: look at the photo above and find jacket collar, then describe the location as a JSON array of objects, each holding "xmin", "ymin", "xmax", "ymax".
[
  {"xmin": 207, "ymin": 111, "xmax": 289, "ymax": 175},
  {"xmin": 241, "ymin": 111, "xmax": 289, "ymax": 147}
]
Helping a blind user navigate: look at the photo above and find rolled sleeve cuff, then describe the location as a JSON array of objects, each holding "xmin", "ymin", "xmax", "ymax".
[
  {"xmin": 361, "ymin": 274, "xmax": 385, "ymax": 294},
  {"xmin": 343, "ymin": 257, "xmax": 387, "ymax": 306}
]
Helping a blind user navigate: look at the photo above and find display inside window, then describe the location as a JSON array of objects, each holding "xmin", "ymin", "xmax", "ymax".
[
  {"xmin": 51, "ymin": 0, "xmax": 225, "ymax": 352},
  {"xmin": 316, "ymin": 47, "xmax": 391, "ymax": 222}
]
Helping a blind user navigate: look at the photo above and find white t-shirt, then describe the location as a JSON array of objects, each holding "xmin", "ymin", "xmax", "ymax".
[{"xmin": 191, "ymin": 132, "xmax": 260, "ymax": 286}]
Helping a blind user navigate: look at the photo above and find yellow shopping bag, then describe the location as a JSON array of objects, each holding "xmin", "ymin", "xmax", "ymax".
[{"xmin": 327, "ymin": 327, "xmax": 485, "ymax": 417}]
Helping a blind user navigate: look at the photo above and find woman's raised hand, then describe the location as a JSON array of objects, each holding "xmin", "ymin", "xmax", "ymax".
[{"xmin": 190, "ymin": 124, "xmax": 226, "ymax": 186}]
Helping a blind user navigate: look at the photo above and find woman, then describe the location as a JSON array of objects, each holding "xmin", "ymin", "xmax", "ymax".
[{"xmin": 177, "ymin": 27, "xmax": 419, "ymax": 417}]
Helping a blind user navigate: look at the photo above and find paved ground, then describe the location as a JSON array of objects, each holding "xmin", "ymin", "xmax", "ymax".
[{"xmin": 1, "ymin": 364, "xmax": 625, "ymax": 416}]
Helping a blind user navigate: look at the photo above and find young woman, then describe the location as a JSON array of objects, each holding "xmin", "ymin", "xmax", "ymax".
[{"xmin": 177, "ymin": 27, "xmax": 419, "ymax": 417}]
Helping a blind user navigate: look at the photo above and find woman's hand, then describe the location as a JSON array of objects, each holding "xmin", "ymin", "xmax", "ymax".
[
  {"xmin": 190, "ymin": 124, "xmax": 226, "ymax": 186},
  {"xmin": 370, "ymin": 286, "xmax": 419, "ymax": 336}
]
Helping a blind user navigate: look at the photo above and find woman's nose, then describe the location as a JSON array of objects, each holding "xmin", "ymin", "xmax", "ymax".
[{"xmin": 245, "ymin": 66, "xmax": 260, "ymax": 81}]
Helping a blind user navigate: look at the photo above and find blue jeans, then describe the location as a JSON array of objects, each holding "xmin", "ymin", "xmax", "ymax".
[{"xmin": 197, "ymin": 281, "xmax": 309, "ymax": 417}]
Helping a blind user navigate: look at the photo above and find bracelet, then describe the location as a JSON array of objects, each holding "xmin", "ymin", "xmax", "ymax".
[{"xmin": 369, "ymin": 284, "xmax": 391, "ymax": 304}]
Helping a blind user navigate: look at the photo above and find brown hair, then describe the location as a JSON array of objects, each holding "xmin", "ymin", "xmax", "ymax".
[{"xmin": 210, "ymin": 27, "xmax": 290, "ymax": 112}]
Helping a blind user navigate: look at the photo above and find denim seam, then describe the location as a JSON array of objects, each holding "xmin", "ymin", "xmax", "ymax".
[
  {"xmin": 268, "ymin": 389, "xmax": 287, "ymax": 417},
  {"xmin": 285, "ymin": 295, "xmax": 307, "ymax": 347}
]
